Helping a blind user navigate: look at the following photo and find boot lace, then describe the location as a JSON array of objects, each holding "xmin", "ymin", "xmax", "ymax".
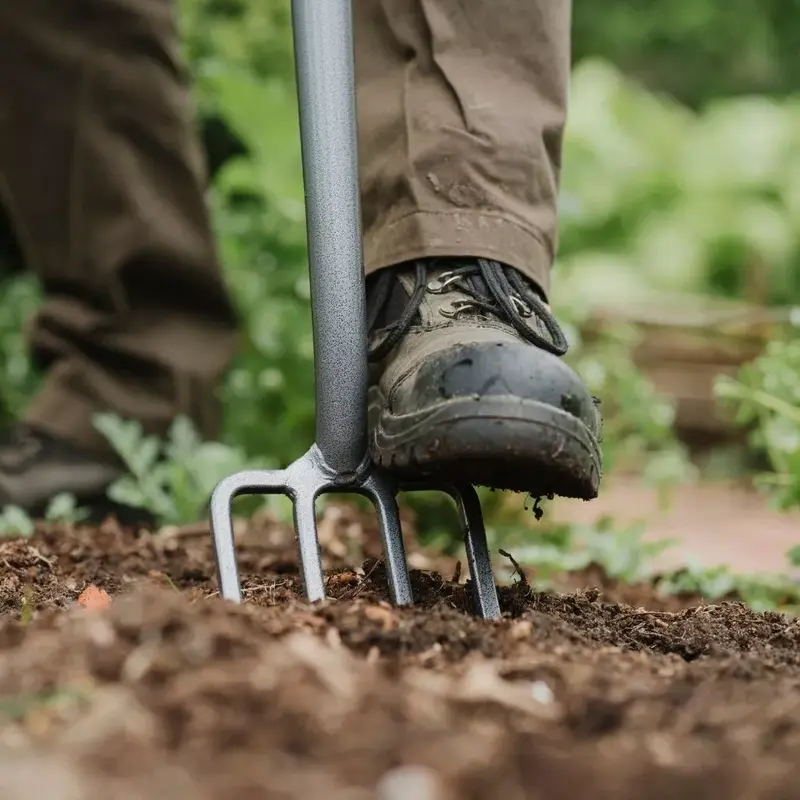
[{"xmin": 367, "ymin": 258, "xmax": 569, "ymax": 361}]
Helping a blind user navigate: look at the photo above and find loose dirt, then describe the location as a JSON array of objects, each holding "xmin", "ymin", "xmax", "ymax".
[{"xmin": 1, "ymin": 504, "xmax": 800, "ymax": 799}]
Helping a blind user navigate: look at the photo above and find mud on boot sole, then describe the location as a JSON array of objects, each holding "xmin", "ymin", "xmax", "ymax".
[{"xmin": 369, "ymin": 392, "xmax": 602, "ymax": 500}]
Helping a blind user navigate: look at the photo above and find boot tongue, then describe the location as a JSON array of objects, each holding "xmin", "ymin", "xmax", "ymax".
[
  {"xmin": 366, "ymin": 259, "xmax": 568, "ymax": 359},
  {"xmin": 366, "ymin": 262, "xmax": 474, "ymax": 362},
  {"xmin": 366, "ymin": 271, "xmax": 415, "ymax": 330},
  {"xmin": 367, "ymin": 263, "xmax": 489, "ymax": 330}
]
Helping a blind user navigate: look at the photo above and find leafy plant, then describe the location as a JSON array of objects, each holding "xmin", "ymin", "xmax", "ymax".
[
  {"xmin": 0, "ymin": 493, "xmax": 88, "ymax": 538},
  {"xmin": 561, "ymin": 321, "xmax": 696, "ymax": 490},
  {"xmin": 0, "ymin": 505, "xmax": 34, "ymax": 538},
  {"xmin": 558, "ymin": 60, "xmax": 800, "ymax": 309},
  {"xmin": 92, "ymin": 412, "xmax": 268, "ymax": 526},
  {"xmin": 715, "ymin": 338, "xmax": 800, "ymax": 511},
  {"xmin": 494, "ymin": 513, "xmax": 800, "ymax": 614},
  {"xmin": 490, "ymin": 516, "xmax": 677, "ymax": 587},
  {"xmin": 0, "ymin": 276, "xmax": 42, "ymax": 427},
  {"xmin": 658, "ymin": 558, "xmax": 800, "ymax": 614}
]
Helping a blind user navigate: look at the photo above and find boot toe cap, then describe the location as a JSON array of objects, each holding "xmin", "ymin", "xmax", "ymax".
[{"xmin": 393, "ymin": 339, "xmax": 600, "ymax": 434}]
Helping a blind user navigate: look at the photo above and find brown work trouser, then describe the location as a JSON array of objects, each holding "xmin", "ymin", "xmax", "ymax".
[{"xmin": 0, "ymin": 0, "xmax": 570, "ymax": 456}]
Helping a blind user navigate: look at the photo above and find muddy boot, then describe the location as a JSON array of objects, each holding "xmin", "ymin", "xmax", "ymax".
[
  {"xmin": 367, "ymin": 258, "xmax": 602, "ymax": 500},
  {"xmin": 0, "ymin": 424, "xmax": 149, "ymax": 525}
]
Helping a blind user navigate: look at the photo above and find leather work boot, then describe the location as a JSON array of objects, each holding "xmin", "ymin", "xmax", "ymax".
[
  {"xmin": 0, "ymin": 424, "xmax": 148, "ymax": 524},
  {"xmin": 366, "ymin": 258, "xmax": 602, "ymax": 500}
]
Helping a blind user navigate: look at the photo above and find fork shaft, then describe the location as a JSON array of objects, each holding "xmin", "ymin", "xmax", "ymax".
[{"xmin": 291, "ymin": 0, "xmax": 368, "ymax": 475}]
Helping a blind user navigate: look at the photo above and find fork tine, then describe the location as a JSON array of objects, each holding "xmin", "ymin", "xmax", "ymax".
[
  {"xmin": 292, "ymin": 489, "xmax": 327, "ymax": 602},
  {"xmin": 362, "ymin": 473, "xmax": 414, "ymax": 606},
  {"xmin": 209, "ymin": 476, "xmax": 243, "ymax": 603},
  {"xmin": 210, "ymin": 469, "xmax": 288, "ymax": 603},
  {"xmin": 447, "ymin": 484, "xmax": 501, "ymax": 619}
]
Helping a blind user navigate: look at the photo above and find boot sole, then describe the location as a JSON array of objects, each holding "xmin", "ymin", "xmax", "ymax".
[{"xmin": 370, "ymin": 391, "xmax": 602, "ymax": 500}]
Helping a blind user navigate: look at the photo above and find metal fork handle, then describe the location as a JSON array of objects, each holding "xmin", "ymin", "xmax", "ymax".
[
  {"xmin": 208, "ymin": 0, "xmax": 502, "ymax": 621},
  {"xmin": 292, "ymin": 0, "xmax": 367, "ymax": 476}
]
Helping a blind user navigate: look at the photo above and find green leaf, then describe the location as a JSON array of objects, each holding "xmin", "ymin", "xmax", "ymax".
[
  {"xmin": 44, "ymin": 494, "xmax": 89, "ymax": 524},
  {"xmin": 787, "ymin": 545, "xmax": 800, "ymax": 567},
  {"xmin": 0, "ymin": 506, "xmax": 35, "ymax": 538}
]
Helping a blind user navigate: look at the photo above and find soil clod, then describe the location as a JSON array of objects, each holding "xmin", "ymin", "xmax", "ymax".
[{"xmin": 0, "ymin": 512, "xmax": 798, "ymax": 798}]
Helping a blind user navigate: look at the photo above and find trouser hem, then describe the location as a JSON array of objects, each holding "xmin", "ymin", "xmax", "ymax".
[{"xmin": 363, "ymin": 209, "xmax": 552, "ymax": 297}]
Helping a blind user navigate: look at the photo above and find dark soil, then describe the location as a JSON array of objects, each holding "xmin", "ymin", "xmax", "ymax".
[{"xmin": 1, "ymin": 503, "xmax": 800, "ymax": 799}]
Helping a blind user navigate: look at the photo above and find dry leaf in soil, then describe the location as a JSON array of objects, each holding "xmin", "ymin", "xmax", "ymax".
[{"xmin": 77, "ymin": 585, "xmax": 112, "ymax": 611}]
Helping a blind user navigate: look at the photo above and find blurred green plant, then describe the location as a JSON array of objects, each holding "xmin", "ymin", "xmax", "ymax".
[
  {"xmin": 562, "ymin": 322, "xmax": 696, "ymax": 498},
  {"xmin": 657, "ymin": 559, "xmax": 800, "ymax": 614},
  {"xmin": 493, "ymin": 516, "xmax": 677, "ymax": 587},
  {"xmin": 0, "ymin": 276, "xmax": 42, "ymax": 424},
  {"xmin": 493, "ymin": 513, "xmax": 800, "ymax": 614},
  {"xmin": 572, "ymin": 0, "xmax": 800, "ymax": 108},
  {"xmin": 179, "ymin": 0, "xmax": 316, "ymax": 466},
  {"xmin": 716, "ymin": 337, "xmax": 800, "ymax": 511},
  {"xmin": 0, "ymin": 493, "xmax": 89, "ymax": 539},
  {"xmin": 92, "ymin": 412, "xmax": 267, "ymax": 526},
  {"xmin": 557, "ymin": 60, "xmax": 800, "ymax": 309},
  {"xmin": 0, "ymin": 0, "xmax": 796, "ymax": 557}
]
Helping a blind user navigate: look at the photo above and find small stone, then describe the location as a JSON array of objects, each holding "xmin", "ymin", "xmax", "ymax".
[
  {"xmin": 530, "ymin": 680, "xmax": 555, "ymax": 705},
  {"xmin": 510, "ymin": 620, "xmax": 533, "ymax": 641},
  {"xmin": 377, "ymin": 765, "xmax": 446, "ymax": 800}
]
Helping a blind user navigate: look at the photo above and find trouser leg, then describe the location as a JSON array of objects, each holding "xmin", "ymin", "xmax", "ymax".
[
  {"xmin": 0, "ymin": 0, "xmax": 239, "ymax": 456},
  {"xmin": 354, "ymin": 0, "xmax": 571, "ymax": 297}
]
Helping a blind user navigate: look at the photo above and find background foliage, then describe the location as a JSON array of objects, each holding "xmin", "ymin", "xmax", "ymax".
[{"xmin": 1, "ymin": 0, "xmax": 800, "ymax": 554}]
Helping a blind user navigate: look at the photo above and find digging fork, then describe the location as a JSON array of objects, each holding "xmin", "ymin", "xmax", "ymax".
[{"xmin": 208, "ymin": 0, "xmax": 501, "ymax": 619}]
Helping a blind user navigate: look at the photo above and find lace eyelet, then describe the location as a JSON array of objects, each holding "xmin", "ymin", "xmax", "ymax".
[
  {"xmin": 427, "ymin": 272, "xmax": 461, "ymax": 293},
  {"xmin": 511, "ymin": 295, "xmax": 533, "ymax": 317},
  {"xmin": 439, "ymin": 299, "xmax": 476, "ymax": 319}
]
